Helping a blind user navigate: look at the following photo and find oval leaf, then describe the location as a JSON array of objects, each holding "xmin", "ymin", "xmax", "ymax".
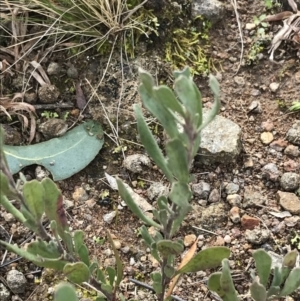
[
  {"xmin": 54, "ymin": 283, "xmax": 78, "ymax": 301},
  {"xmin": 64, "ymin": 262, "xmax": 90, "ymax": 283},
  {"xmin": 177, "ymin": 247, "xmax": 230, "ymax": 274},
  {"xmin": 23, "ymin": 180, "xmax": 45, "ymax": 220},
  {"xmin": 4, "ymin": 120, "xmax": 104, "ymax": 181}
]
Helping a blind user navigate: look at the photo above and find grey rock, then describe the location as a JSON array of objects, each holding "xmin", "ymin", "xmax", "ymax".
[
  {"xmin": 225, "ymin": 183, "xmax": 239, "ymax": 194},
  {"xmin": 191, "ymin": 0, "xmax": 225, "ymax": 24},
  {"xmin": 280, "ymin": 172, "xmax": 300, "ymax": 191},
  {"xmin": 269, "ymin": 82, "xmax": 279, "ymax": 92},
  {"xmin": 287, "ymin": 121, "xmax": 300, "ymax": 146},
  {"xmin": 67, "ymin": 64, "xmax": 79, "ymax": 79},
  {"xmin": 234, "ymin": 76, "xmax": 245, "ymax": 86},
  {"xmin": 243, "ymin": 188, "xmax": 265, "ymax": 208},
  {"xmin": 245, "ymin": 228, "xmax": 270, "ymax": 244},
  {"xmin": 276, "ymin": 191, "xmax": 300, "ymax": 214},
  {"xmin": 147, "ymin": 182, "xmax": 169, "ymax": 201},
  {"xmin": 35, "ymin": 166, "xmax": 50, "ymax": 181},
  {"xmin": 208, "ymin": 188, "xmax": 220, "ymax": 203},
  {"xmin": 47, "ymin": 62, "xmax": 61, "ymax": 75},
  {"xmin": 248, "ymin": 101, "xmax": 262, "ymax": 113},
  {"xmin": 39, "ymin": 118, "xmax": 68, "ymax": 139},
  {"xmin": 284, "ymin": 145, "xmax": 300, "ymax": 157},
  {"xmin": 261, "ymin": 163, "xmax": 280, "ymax": 182},
  {"xmin": 6, "ymin": 270, "xmax": 27, "ymax": 294},
  {"xmin": 191, "ymin": 181, "xmax": 211, "ymax": 198},
  {"xmin": 123, "ymin": 154, "xmax": 151, "ymax": 173},
  {"xmin": 226, "ymin": 194, "xmax": 242, "ymax": 206},
  {"xmin": 1, "ymin": 124, "xmax": 22, "ymax": 146},
  {"xmin": 199, "ymin": 111, "xmax": 242, "ymax": 164},
  {"xmin": 38, "ymin": 84, "xmax": 60, "ymax": 104},
  {"xmin": 0, "ymin": 283, "xmax": 10, "ymax": 301},
  {"xmin": 199, "ymin": 203, "xmax": 227, "ymax": 229},
  {"xmin": 103, "ymin": 211, "xmax": 116, "ymax": 224}
]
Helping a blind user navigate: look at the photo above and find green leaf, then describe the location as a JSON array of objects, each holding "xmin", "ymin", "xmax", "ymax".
[
  {"xmin": 0, "ymin": 171, "xmax": 18, "ymax": 198},
  {"xmin": 198, "ymin": 74, "xmax": 220, "ymax": 131},
  {"xmin": 116, "ymin": 178, "xmax": 162, "ymax": 229},
  {"xmin": 138, "ymin": 85, "xmax": 179, "ymax": 140},
  {"xmin": 4, "ymin": 120, "xmax": 104, "ymax": 181},
  {"xmin": 282, "ymin": 249, "xmax": 298, "ymax": 268},
  {"xmin": 54, "ymin": 283, "xmax": 78, "ymax": 301},
  {"xmin": 78, "ymin": 245, "xmax": 90, "ymax": 267},
  {"xmin": 253, "ymin": 249, "xmax": 272, "ymax": 287},
  {"xmin": 171, "ymin": 205, "xmax": 191, "ymax": 236},
  {"xmin": 97, "ymin": 268, "xmax": 106, "ymax": 283},
  {"xmin": 74, "ymin": 230, "xmax": 84, "ymax": 253},
  {"xmin": 0, "ymin": 194, "xmax": 26, "ymax": 224},
  {"xmin": 101, "ymin": 283, "xmax": 113, "ymax": 294},
  {"xmin": 269, "ymin": 266, "xmax": 282, "ymax": 294},
  {"xmin": 173, "ymin": 66, "xmax": 191, "ymax": 78},
  {"xmin": 64, "ymin": 262, "xmax": 90, "ymax": 284},
  {"xmin": 89, "ymin": 262, "xmax": 98, "ymax": 276},
  {"xmin": 164, "ymin": 264, "xmax": 175, "ymax": 278},
  {"xmin": 153, "ymin": 282, "xmax": 162, "ymax": 294},
  {"xmin": 27, "ymin": 240, "xmax": 61, "ymax": 258},
  {"xmin": 280, "ymin": 268, "xmax": 300, "ymax": 296},
  {"xmin": 134, "ymin": 104, "xmax": 173, "ymax": 182},
  {"xmin": 138, "ymin": 68, "xmax": 155, "ymax": 94},
  {"xmin": 0, "ymin": 240, "xmax": 67, "ymax": 270},
  {"xmin": 174, "ymin": 74, "xmax": 202, "ymax": 125},
  {"xmin": 23, "ymin": 180, "xmax": 45, "ymax": 220},
  {"xmin": 153, "ymin": 85, "xmax": 185, "ymax": 116},
  {"xmin": 151, "ymin": 272, "xmax": 162, "ymax": 282},
  {"xmin": 220, "ymin": 259, "xmax": 239, "ymax": 301},
  {"xmin": 166, "ymin": 139, "xmax": 189, "ymax": 183},
  {"xmin": 250, "ymin": 280, "xmax": 267, "ymax": 301},
  {"xmin": 140, "ymin": 225, "xmax": 155, "ymax": 247},
  {"xmin": 157, "ymin": 240, "xmax": 183, "ymax": 257},
  {"xmin": 169, "ymin": 182, "xmax": 192, "ymax": 208},
  {"xmin": 106, "ymin": 267, "xmax": 116, "ymax": 286},
  {"xmin": 106, "ymin": 230, "xmax": 123, "ymax": 287},
  {"xmin": 177, "ymin": 247, "xmax": 230, "ymax": 274},
  {"xmin": 208, "ymin": 273, "xmax": 224, "ymax": 297},
  {"xmin": 42, "ymin": 178, "xmax": 71, "ymax": 248}
]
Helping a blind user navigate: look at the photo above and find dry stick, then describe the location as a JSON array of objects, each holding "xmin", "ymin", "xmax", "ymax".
[{"xmin": 231, "ymin": 0, "xmax": 244, "ymax": 75}]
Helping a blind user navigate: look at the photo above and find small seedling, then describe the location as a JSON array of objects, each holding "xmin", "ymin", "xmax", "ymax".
[{"xmin": 41, "ymin": 111, "xmax": 59, "ymax": 119}]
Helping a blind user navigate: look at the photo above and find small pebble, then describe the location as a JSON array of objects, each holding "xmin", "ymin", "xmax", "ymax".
[
  {"xmin": 229, "ymin": 207, "xmax": 240, "ymax": 223},
  {"xmin": 260, "ymin": 132, "xmax": 274, "ymax": 145},
  {"xmin": 269, "ymin": 82, "xmax": 279, "ymax": 92},
  {"xmin": 72, "ymin": 187, "xmax": 89, "ymax": 203},
  {"xmin": 224, "ymin": 235, "xmax": 231, "ymax": 244},
  {"xmin": 103, "ymin": 211, "xmax": 117, "ymax": 224},
  {"xmin": 6, "ymin": 270, "xmax": 27, "ymax": 294},
  {"xmin": 184, "ymin": 234, "xmax": 197, "ymax": 247}
]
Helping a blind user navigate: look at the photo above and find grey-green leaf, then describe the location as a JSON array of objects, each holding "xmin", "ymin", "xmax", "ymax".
[
  {"xmin": 54, "ymin": 283, "xmax": 78, "ymax": 301},
  {"xmin": 23, "ymin": 180, "xmax": 45, "ymax": 220},
  {"xmin": 198, "ymin": 75, "xmax": 220, "ymax": 131},
  {"xmin": 134, "ymin": 104, "xmax": 173, "ymax": 182},
  {"xmin": 169, "ymin": 182, "xmax": 191, "ymax": 208},
  {"xmin": 253, "ymin": 249, "xmax": 272, "ymax": 287},
  {"xmin": 116, "ymin": 178, "xmax": 162, "ymax": 229},
  {"xmin": 4, "ymin": 120, "xmax": 104, "ymax": 181},
  {"xmin": 280, "ymin": 268, "xmax": 300, "ymax": 296},
  {"xmin": 177, "ymin": 247, "xmax": 230, "ymax": 274},
  {"xmin": 157, "ymin": 240, "xmax": 183, "ymax": 257},
  {"xmin": 250, "ymin": 280, "xmax": 267, "ymax": 301},
  {"xmin": 220, "ymin": 259, "xmax": 239, "ymax": 301},
  {"xmin": 153, "ymin": 85, "xmax": 185, "ymax": 116},
  {"xmin": 166, "ymin": 139, "xmax": 189, "ymax": 183},
  {"xmin": 64, "ymin": 262, "xmax": 90, "ymax": 284}
]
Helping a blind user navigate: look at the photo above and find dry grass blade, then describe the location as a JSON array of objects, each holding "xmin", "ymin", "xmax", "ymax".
[
  {"xmin": 0, "ymin": 94, "xmax": 37, "ymax": 143},
  {"xmin": 266, "ymin": 0, "xmax": 300, "ymax": 62},
  {"xmin": 165, "ymin": 237, "xmax": 199, "ymax": 298}
]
